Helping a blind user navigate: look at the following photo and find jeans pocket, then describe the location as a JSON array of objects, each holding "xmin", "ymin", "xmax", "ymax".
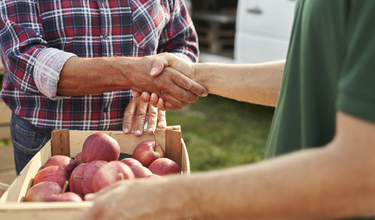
[{"xmin": 11, "ymin": 115, "xmax": 50, "ymax": 174}]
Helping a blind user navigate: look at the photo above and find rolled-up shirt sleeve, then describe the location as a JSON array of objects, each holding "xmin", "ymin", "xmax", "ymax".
[
  {"xmin": 0, "ymin": 0, "xmax": 76, "ymax": 100},
  {"xmin": 33, "ymin": 48, "xmax": 76, "ymax": 100}
]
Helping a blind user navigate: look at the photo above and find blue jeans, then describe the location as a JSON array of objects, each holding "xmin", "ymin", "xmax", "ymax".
[{"xmin": 10, "ymin": 113, "xmax": 50, "ymax": 175}]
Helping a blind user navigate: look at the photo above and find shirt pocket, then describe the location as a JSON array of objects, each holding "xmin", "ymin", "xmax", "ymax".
[{"xmin": 131, "ymin": 0, "xmax": 170, "ymax": 53}]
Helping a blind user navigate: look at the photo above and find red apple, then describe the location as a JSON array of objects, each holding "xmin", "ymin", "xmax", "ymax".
[
  {"xmin": 82, "ymin": 160, "xmax": 108, "ymax": 195},
  {"xmin": 132, "ymin": 131, "xmax": 165, "ymax": 168},
  {"xmin": 24, "ymin": 181, "xmax": 62, "ymax": 202},
  {"xmin": 45, "ymin": 192, "xmax": 83, "ymax": 202},
  {"xmin": 129, "ymin": 165, "xmax": 152, "ymax": 178},
  {"xmin": 92, "ymin": 161, "xmax": 134, "ymax": 193},
  {"xmin": 33, "ymin": 165, "xmax": 68, "ymax": 188},
  {"xmin": 81, "ymin": 132, "xmax": 120, "ymax": 163},
  {"xmin": 44, "ymin": 155, "xmax": 77, "ymax": 176},
  {"xmin": 69, "ymin": 163, "xmax": 88, "ymax": 196},
  {"xmin": 74, "ymin": 152, "xmax": 83, "ymax": 165},
  {"xmin": 121, "ymin": 158, "xmax": 142, "ymax": 167},
  {"xmin": 148, "ymin": 158, "xmax": 181, "ymax": 176},
  {"xmin": 45, "ymin": 181, "xmax": 83, "ymax": 202}
]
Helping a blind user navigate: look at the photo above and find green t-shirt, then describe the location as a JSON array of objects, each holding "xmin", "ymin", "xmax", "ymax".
[{"xmin": 266, "ymin": 1, "xmax": 375, "ymax": 219}]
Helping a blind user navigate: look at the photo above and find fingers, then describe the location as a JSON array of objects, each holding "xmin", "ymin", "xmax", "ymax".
[
  {"xmin": 154, "ymin": 67, "xmax": 201, "ymax": 108},
  {"xmin": 149, "ymin": 93, "xmax": 159, "ymax": 106},
  {"xmin": 122, "ymin": 97, "xmax": 147, "ymax": 137},
  {"xmin": 145, "ymin": 104, "xmax": 158, "ymax": 135},
  {"xmin": 170, "ymin": 68, "xmax": 208, "ymax": 97},
  {"xmin": 122, "ymin": 98, "xmax": 136, "ymax": 134},
  {"xmin": 146, "ymin": 108, "xmax": 166, "ymax": 134},
  {"xmin": 141, "ymin": 92, "xmax": 152, "ymax": 103},
  {"xmin": 150, "ymin": 53, "xmax": 178, "ymax": 77},
  {"xmin": 131, "ymin": 90, "xmax": 142, "ymax": 98},
  {"xmin": 150, "ymin": 60, "xmax": 165, "ymax": 77},
  {"xmin": 157, "ymin": 109, "xmax": 166, "ymax": 128},
  {"xmin": 123, "ymin": 97, "xmax": 167, "ymax": 136}
]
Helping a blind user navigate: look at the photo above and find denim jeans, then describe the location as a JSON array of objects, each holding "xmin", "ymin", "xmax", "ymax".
[{"xmin": 10, "ymin": 113, "xmax": 50, "ymax": 175}]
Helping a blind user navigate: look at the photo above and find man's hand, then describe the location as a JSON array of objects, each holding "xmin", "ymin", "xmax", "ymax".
[
  {"xmin": 133, "ymin": 53, "xmax": 204, "ymax": 110},
  {"xmin": 130, "ymin": 53, "xmax": 207, "ymax": 110},
  {"xmin": 79, "ymin": 178, "xmax": 183, "ymax": 220},
  {"xmin": 122, "ymin": 97, "xmax": 166, "ymax": 136}
]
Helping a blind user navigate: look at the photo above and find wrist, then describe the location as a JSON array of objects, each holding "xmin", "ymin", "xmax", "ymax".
[
  {"xmin": 108, "ymin": 56, "xmax": 152, "ymax": 91},
  {"xmin": 194, "ymin": 63, "xmax": 209, "ymax": 91}
]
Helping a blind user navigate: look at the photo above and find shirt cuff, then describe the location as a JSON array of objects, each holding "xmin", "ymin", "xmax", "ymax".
[{"xmin": 34, "ymin": 48, "xmax": 77, "ymax": 100}]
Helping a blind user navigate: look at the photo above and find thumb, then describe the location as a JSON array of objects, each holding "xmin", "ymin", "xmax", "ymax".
[
  {"xmin": 150, "ymin": 59, "xmax": 166, "ymax": 77},
  {"xmin": 150, "ymin": 53, "xmax": 179, "ymax": 77}
]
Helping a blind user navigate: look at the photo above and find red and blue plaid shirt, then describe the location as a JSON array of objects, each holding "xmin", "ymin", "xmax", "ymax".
[{"xmin": 0, "ymin": 0, "xmax": 198, "ymax": 132}]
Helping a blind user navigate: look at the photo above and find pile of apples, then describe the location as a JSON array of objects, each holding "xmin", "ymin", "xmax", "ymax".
[{"xmin": 24, "ymin": 132, "xmax": 181, "ymax": 202}]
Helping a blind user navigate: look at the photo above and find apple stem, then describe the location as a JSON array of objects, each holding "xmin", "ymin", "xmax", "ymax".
[
  {"xmin": 151, "ymin": 129, "xmax": 158, "ymax": 145},
  {"xmin": 118, "ymin": 173, "xmax": 124, "ymax": 180},
  {"xmin": 62, "ymin": 180, "xmax": 69, "ymax": 194},
  {"xmin": 95, "ymin": 164, "xmax": 101, "ymax": 168},
  {"xmin": 74, "ymin": 175, "xmax": 84, "ymax": 179}
]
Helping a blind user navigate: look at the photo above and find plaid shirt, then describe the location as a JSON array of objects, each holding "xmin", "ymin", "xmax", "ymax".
[{"xmin": 0, "ymin": 0, "xmax": 198, "ymax": 132}]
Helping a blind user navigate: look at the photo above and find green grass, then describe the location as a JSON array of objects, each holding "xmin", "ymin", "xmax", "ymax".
[{"xmin": 166, "ymin": 94, "xmax": 275, "ymax": 172}]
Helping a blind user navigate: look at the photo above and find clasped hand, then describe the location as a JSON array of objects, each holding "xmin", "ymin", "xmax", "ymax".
[{"xmin": 122, "ymin": 53, "xmax": 206, "ymax": 135}]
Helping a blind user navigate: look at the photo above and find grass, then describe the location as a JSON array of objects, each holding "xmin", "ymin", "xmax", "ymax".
[{"xmin": 166, "ymin": 94, "xmax": 275, "ymax": 172}]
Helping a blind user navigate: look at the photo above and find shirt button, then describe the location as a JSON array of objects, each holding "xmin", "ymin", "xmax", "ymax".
[{"xmin": 102, "ymin": 35, "xmax": 107, "ymax": 40}]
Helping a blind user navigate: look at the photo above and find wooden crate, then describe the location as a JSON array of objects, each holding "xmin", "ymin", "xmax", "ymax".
[
  {"xmin": 193, "ymin": 11, "xmax": 236, "ymax": 56},
  {"xmin": 0, "ymin": 127, "xmax": 189, "ymax": 219},
  {"xmin": 0, "ymin": 62, "xmax": 4, "ymax": 75},
  {"xmin": 0, "ymin": 99, "xmax": 12, "ymax": 141},
  {"xmin": 0, "ymin": 62, "xmax": 11, "ymax": 141}
]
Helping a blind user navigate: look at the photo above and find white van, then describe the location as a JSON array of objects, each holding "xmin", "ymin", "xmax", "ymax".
[{"xmin": 234, "ymin": 0, "xmax": 295, "ymax": 63}]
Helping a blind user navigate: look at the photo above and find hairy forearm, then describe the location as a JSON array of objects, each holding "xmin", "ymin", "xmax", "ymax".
[
  {"xmin": 157, "ymin": 112, "xmax": 375, "ymax": 220},
  {"xmin": 182, "ymin": 149, "xmax": 374, "ymax": 219},
  {"xmin": 195, "ymin": 60, "xmax": 285, "ymax": 107},
  {"xmin": 57, "ymin": 56, "xmax": 150, "ymax": 96}
]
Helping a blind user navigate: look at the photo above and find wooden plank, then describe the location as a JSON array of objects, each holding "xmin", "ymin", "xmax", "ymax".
[
  {"xmin": 0, "ymin": 170, "xmax": 17, "ymax": 186},
  {"xmin": 0, "ymin": 62, "xmax": 4, "ymax": 75},
  {"xmin": 0, "ymin": 146, "xmax": 15, "ymax": 170},
  {"xmin": 0, "ymin": 202, "xmax": 93, "ymax": 220},
  {"xmin": 0, "ymin": 99, "xmax": 12, "ymax": 125},
  {"xmin": 51, "ymin": 129, "xmax": 70, "ymax": 157},
  {"xmin": 0, "ymin": 182, "xmax": 10, "ymax": 199},
  {"xmin": 0, "ymin": 126, "xmax": 11, "ymax": 140},
  {"xmin": 165, "ymin": 127, "xmax": 182, "ymax": 169},
  {"xmin": 181, "ymin": 139, "xmax": 190, "ymax": 174}
]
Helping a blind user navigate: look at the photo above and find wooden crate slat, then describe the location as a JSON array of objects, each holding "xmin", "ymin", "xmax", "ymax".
[
  {"xmin": 0, "ymin": 202, "xmax": 93, "ymax": 220},
  {"xmin": 165, "ymin": 127, "xmax": 182, "ymax": 169},
  {"xmin": 0, "ymin": 126, "xmax": 11, "ymax": 140},
  {"xmin": 0, "ymin": 146, "xmax": 15, "ymax": 171},
  {"xmin": 0, "ymin": 62, "xmax": 4, "ymax": 75},
  {"xmin": 0, "ymin": 170, "xmax": 17, "ymax": 186},
  {"xmin": 51, "ymin": 129, "xmax": 70, "ymax": 157},
  {"xmin": 0, "ymin": 100, "xmax": 12, "ymax": 125}
]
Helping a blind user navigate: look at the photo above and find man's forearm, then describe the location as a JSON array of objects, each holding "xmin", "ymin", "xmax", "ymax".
[
  {"xmin": 195, "ymin": 60, "xmax": 285, "ymax": 107},
  {"xmin": 57, "ymin": 56, "xmax": 150, "ymax": 96},
  {"xmin": 162, "ymin": 112, "xmax": 375, "ymax": 220}
]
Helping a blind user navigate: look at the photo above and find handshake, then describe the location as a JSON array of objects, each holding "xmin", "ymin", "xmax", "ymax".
[{"xmin": 131, "ymin": 53, "xmax": 208, "ymax": 111}]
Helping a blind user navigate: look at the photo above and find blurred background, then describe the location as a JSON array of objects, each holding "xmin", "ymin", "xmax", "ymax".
[{"xmin": 0, "ymin": 0, "xmax": 296, "ymax": 184}]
